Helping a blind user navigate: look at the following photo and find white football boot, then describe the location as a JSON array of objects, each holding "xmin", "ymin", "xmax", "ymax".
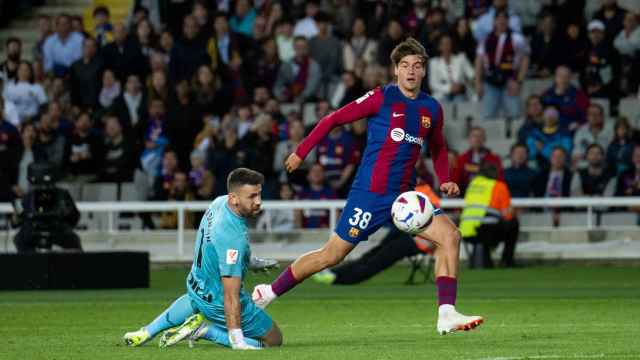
[
  {"xmin": 436, "ymin": 305, "xmax": 484, "ymax": 335},
  {"xmin": 252, "ymin": 284, "xmax": 277, "ymax": 309}
]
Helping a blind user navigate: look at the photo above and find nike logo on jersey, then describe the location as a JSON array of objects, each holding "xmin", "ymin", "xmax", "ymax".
[{"xmin": 392, "ymin": 112, "xmax": 404, "ymax": 118}]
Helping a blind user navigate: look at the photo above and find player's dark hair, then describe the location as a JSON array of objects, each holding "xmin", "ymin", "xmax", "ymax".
[
  {"xmin": 390, "ymin": 37, "xmax": 428, "ymax": 67},
  {"xmin": 227, "ymin": 168, "xmax": 265, "ymax": 192}
]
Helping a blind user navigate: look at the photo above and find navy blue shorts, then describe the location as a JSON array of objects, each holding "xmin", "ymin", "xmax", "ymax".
[{"xmin": 335, "ymin": 189, "xmax": 443, "ymax": 245}]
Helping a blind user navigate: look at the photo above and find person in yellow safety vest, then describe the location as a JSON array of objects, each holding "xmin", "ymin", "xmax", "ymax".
[
  {"xmin": 459, "ymin": 163, "xmax": 519, "ymax": 268},
  {"xmin": 310, "ymin": 182, "xmax": 442, "ymax": 285}
]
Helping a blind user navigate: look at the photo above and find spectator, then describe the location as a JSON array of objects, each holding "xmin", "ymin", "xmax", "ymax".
[
  {"xmin": 296, "ymin": 163, "xmax": 337, "ymax": 228},
  {"xmin": 192, "ymin": 64, "xmax": 231, "ymax": 116},
  {"xmin": 2, "ymin": 61, "xmax": 48, "ymax": 124},
  {"xmin": 242, "ymin": 113, "xmax": 277, "ymax": 197},
  {"xmin": 293, "ymin": 0, "xmax": 320, "ymax": 39},
  {"xmin": 166, "ymin": 80, "xmax": 202, "ymax": 168},
  {"xmin": 135, "ymin": 19, "xmax": 156, "ymax": 58},
  {"xmin": 207, "ymin": 120, "xmax": 245, "ymax": 196},
  {"xmin": 42, "ymin": 14, "xmax": 84, "ymax": 76},
  {"xmin": 452, "ymin": 126, "xmax": 504, "ymax": 192},
  {"xmin": 234, "ymin": 104, "xmax": 254, "ymax": 139},
  {"xmin": 230, "ymin": 0, "xmax": 257, "ymax": 38},
  {"xmin": 100, "ymin": 115, "xmax": 134, "ymax": 183},
  {"xmin": 417, "ymin": 7, "xmax": 449, "ymax": 56},
  {"xmin": 309, "ymin": 12, "xmax": 343, "ymax": 98},
  {"xmin": 614, "ymin": 12, "xmax": 640, "ymax": 96},
  {"xmin": 451, "ymin": 17, "xmax": 477, "ymax": 64},
  {"xmin": 517, "ymin": 95, "xmax": 544, "ymax": 144},
  {"xmin": 188, "ymin": 149, "xmax": 214, "ymax": 200},
  {"xmin": 0, "ymin": 98, "xmax": 21, "ymax": 202},
  {"xmin": 593, "ymin": 0, "xmax": 628, "ymax": 44},
  {"xmin": 159, "ymin": 172, "xmax": 196, "ymax": 229},
  {"xmin": 111, "ymin": 74, "xmax": 147, "ymax": 145},
  {"xmin": 572, "ymin": 104, "xmax": 614, "ymax": 168},
  {"xmin": 65, "ymin": 112, "xmax": 102, "ymax": 182},
  {"xmin": 475, "ymin": 10, "xmax": 530, "ymax": 119},
  {"xmin": 275, "ymin": 19, "xmax": 295, "ymax": 63},
  {"xmin": 273, "ymin": 118, "xmax": 314, "ymax": 185},
  {"xmin": 33, "ymin": 113, "xmax": 67, "ymax": 173},
  {"xmin": 527, "ymin": 106, "xmax": 573, "ymax": 168},
  {"xmin": 32, "ymin": 16, "xmax": 52, "ymax": 61},
  {"xmin": 253, "ymin": 37, "xmax": 281, "ymax": 92},
  {"xmin": 16, "ymin": 122, "xmax": 36, "ymax": 196},
  {"xmin": 377, "ymin": 19, "xmax": 404, "ymax": 68},
  {"xmin": 257, "ymin": 182, "xmax": 296, "ymax": 231},
  {"xmin": 265, "ymin": 2, "xmax": 284, "ymax": 36},
  {"xmin": 48, "ymin": 77, "xmax": 72, "ymax": 111},
  {"xmin": 98, "ymin": 69, "xmax": 121, "ymax": 110},
  {"xmin": 343, "ymin": 17, "xmax": 378, "ymax": 72},
  {"xmin": 273, "ymin": 36, "xmax": 321, "ymax": 104},
  {"xmin": 169, "ymin": 15, "xmax": 210, "ymax": 83},
  {"xmin": 580, "ymin": 20, "xmax": 616, "ymax": 100},
  {"xmin": 504, "ymin": 143, "xmax": 536, "ymax": 198},
  {"xmin": 92, "ymin": 5, "xmax": 114, "ymax": 47},
  {"xmin": 151, "ymin": 148, "xmax": 178, "ymax": 201},
  {"xmin": 207, "ymin": 13, "xmax": 251, "ymax": 71},
  {"xmin": 1, "ymin": 37, "xmax": 22, "ymax": 82},
  {"xmin": 571, "ymin": 144, "xmax": 615, "ymax": 196},
  {"xmin": 558, "ymin": 22, "xmax": 590, "ymax": 73},
  {"xmin": 316, "ymin": 125, "xmax": 360, "ymax": 198},
  {"xmin": 147, "ymin": 70, "xmax": 169, "ymax": 103},
  {"xmin": 71, "ymin": 15, "xmax": 88, "ymax": 38},
  {"xmin": 127, "ymin": 3, "xmax": 161, "ymax": 33},
  {"xmin": 140, "ymin": 99, "xmax": 168, "ymax": 177},
  {"xmin": 70, "ymin": 37, "xmax": 103, "ymax": 109},
  {"xmin": 607, "ymin": 117, "xmax": 635, "ymax": 176},
  {"xmin": 157, "ymin": 30, "xmax": 174, "ymax": 65},
  {"xmin": 510, "ymin": 0, "xmax": 542, "ymax": 34},
  {"xmin": 615, "ymin": 144, "xmax": 640, "ymax": 196},
  {"xmin": 541, "ymin": 65, "xmax": 590, "ymax": 131},
  {"xmin": 428, "ymin": 34, "xmax": 475, "ymax": 103},
  {"xmin": 530, "ymin": 12, "xmax": 562, "ymax": 78},
  {"xmin": 330, "ymin": 71, "xmax": 365, "ymax": 109},
  {"xmin": 46, "ymin": 100, "xmax": 73, "ymax": 136},
  {"xmin": 102, "ymin": 23, "xmax": 148, "ymax": 82},
  {"xmin": 191, "ymin": 1, "xmax": 213, "ymax": 42},
  {"xmin": 532, "ymin": 146, "xmax": 573, "ymax": 197},
  {"xmin": 472, "ymin": 0, "xmax": 522, "ymax": 42}
]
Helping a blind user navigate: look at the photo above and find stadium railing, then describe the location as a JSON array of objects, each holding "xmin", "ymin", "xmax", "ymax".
[{"xmin": 1, "ymin": 197, "xmax": 640, "ymax": 257}]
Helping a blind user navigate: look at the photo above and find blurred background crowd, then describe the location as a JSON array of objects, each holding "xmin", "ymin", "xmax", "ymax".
[{"xmin": 0, "ymin": 0, "xmax": 639, "ymax": 229}]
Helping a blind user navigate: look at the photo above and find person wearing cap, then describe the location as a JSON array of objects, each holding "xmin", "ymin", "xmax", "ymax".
[
  {"xmin": 580, "ymin": 19, "xmax": 616, "ymax": 99},
  {"xmin": 526, "ymin": 105, "xmax": 573, "ymax": 169}
]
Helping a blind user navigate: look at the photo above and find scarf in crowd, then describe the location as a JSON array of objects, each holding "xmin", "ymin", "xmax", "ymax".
[
  {"xmin": 484, "ymin": 30, "xmax": 515, "ymax": 74},
  {"xmin": 291, "ymin": 56, "xmax": 310, "ymax": 98}
]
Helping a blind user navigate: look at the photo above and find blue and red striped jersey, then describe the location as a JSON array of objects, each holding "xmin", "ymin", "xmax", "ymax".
[{"xmin": 296, "ymin": 84, "xmax": 449, "ymax": 196}]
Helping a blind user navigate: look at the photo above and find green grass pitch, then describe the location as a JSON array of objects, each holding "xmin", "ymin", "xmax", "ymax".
[{"xmin": 2, "ymin": 265, "xmax": 640, "ymax": 360}]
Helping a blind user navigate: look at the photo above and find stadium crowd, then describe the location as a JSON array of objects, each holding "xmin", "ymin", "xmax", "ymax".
[{"xmin": 1, "ymin": 0, "xmax": 639, "ymax": 229}]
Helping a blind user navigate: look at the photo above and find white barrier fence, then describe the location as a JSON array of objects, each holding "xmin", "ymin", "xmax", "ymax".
[{"xmin": 1, "ymin": 197, "xmax": 640, "ymax": 257}]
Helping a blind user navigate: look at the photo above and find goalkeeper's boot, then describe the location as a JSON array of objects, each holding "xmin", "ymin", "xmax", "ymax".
[
  {"xmin": 252, "ymin": 284, "xmax": 276, "ymax": 309},
  {"xmin": 159, "ymin": 313, "xmax": 205, "ymax": 348},
  {"xmin": 311, "ymin": 269, "xmax": 336, "ymax": 285},
  {"xmin": 123, "ymin": 328, "xmax": 151, "ymax": 347},
  {"xmin": 436, "ymin": 305, "xmax": 484, "ymax": 335}
]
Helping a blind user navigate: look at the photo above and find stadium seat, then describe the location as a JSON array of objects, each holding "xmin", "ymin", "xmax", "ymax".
[
  {"xmin": 57, "ymin": 182, "xmax": 82, "ymax": 202},
  {"xmin": 521, "ymin": 78, "xmax": 553, "ymax": 100},
  {"xmin": 490, "ymin": 139, "xmax": 514, "ymax": 159},
  {"xmin": 443, "ymin": 119, "xmax": 468, "ymax": 144},
  {"xmin": 559, "ymin": 212, "xmax": 596, "ymax": 227},
  {"xmin": 119, "ymin": 182, "xmax": 141, "ymax": 202},
  {"xmin": 470, "ymin": 118, "xmax": 507, "ymax": 142},
  {"xmin": 280, "ymin": 102, "xmax": 301, "ymax": 116},
  {"xmin": 81, "ymin": 183, "xmax": 118, "ymax": 202},
  {"xmin": 619, "ymin": 97, "xmax": 640, "ymax": 125},
  {"xmin": 440, "ymin": 102, "xmax": 455, "ymax": 122},
  {"xmin": 601, "ymin": 212, "xmax": 639, "ymax": 226},
  {"xmin": 455, "ymin": 101, "xmax": 482, "ymax": 121},
  {"xmin": 518, "ymin": 212, "xmax": 554, "ymax": 227}
]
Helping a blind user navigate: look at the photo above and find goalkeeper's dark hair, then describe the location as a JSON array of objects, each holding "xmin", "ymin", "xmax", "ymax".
[{"xmin": 227, "ymin": 168, "xmax": 265, "ymax": 192}]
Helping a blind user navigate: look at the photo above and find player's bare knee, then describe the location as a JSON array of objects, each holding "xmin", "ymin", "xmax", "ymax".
[
  {"xmin": 263, "ymin": 324, "xmax": 283, "ymax": 347},
  {"xmin": 445, "ymin": 229, "xmax": 461, "ymax": 250}
]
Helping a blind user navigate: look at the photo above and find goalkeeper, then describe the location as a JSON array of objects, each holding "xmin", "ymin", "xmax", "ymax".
[{"xmin": 123, "ymin": 168, "xmax": 282, "ymax": 350}]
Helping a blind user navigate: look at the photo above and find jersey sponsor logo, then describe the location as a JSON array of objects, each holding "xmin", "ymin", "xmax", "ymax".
[
  {"xmin": 392, "ymin": 112, "xmax": 404, "ymax": 118},
  {"xmin": 355, "ymin": 90, "xmax": 374, "ymax": 104},
  {"xmin": 226, "ymin": 249, "xmax": 239, "ymax": 264},
  {"xmin": 421, "ymin": 115, "xmax": 431, "ymax": 128},
  {"xmin": 349, "ymin": 227, "xmax": 360, "ymax": 238},
  {"xmin": 390, "ymin": 128, "xmax": 424, "ymax": 145}
]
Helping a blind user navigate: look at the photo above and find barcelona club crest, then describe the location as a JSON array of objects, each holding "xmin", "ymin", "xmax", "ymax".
[
  {"xmin": 421, "ymin": 115, "xmax": 431, "ymax": 128},
  {"xmin": 349, "ymin": 227, "xmax": 360, "ymax": 238}
]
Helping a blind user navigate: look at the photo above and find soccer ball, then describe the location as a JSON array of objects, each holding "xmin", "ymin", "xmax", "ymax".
[{"xmin": 391, "ymin": 191, "xmax": 434, "ymax": 235}]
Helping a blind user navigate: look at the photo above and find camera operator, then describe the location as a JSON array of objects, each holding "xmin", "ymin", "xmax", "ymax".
[{"xmin": 13, "ymin": 162, "xmax": 82, "ymax": 253}]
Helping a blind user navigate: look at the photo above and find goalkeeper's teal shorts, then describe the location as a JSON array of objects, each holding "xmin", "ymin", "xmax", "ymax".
[{"xmin": 188, "ymin": 289, "xmax": 273, "ymax": 338}]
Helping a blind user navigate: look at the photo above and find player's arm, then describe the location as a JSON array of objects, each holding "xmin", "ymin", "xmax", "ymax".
[
  {"xmin": 429, "ymin": 104, "xmax": 459, "ymax": 197},
  {"xmin": 285, "ymin": 88, "xmax": 384, "ymax": 173},
  {"xmin": 222, "ymin": 276, "xmax": 258, "ymax": 350}
]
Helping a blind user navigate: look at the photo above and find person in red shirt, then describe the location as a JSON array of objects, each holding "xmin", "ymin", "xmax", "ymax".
[{"xmin": 452, "ymin": 126, "xmax": 504, "ymax": 192}]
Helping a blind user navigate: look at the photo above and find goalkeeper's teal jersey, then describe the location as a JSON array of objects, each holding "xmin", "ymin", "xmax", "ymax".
[{"xmin": 187, "ymin": 195, "xmax": 252, "ymax": 309}]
